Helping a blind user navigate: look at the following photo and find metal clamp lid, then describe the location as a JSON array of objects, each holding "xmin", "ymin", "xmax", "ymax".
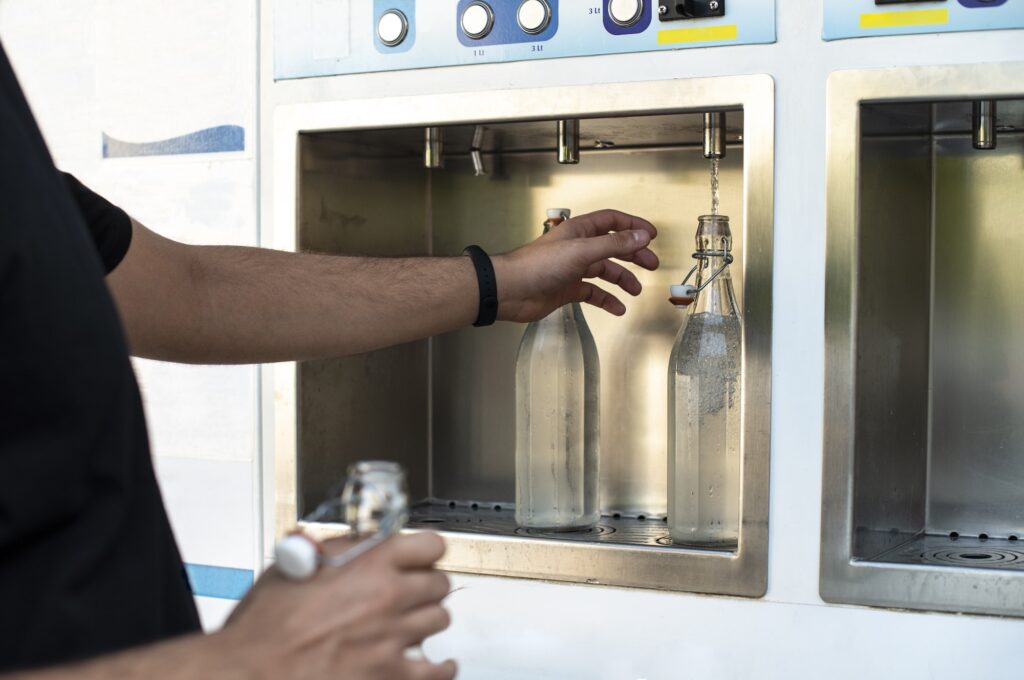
[{"xmin": 678, "ymin": 245, "xmax": 734, "ymax": 295}]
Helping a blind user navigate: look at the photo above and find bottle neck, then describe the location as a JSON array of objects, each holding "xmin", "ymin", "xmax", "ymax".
[{"xmin": 692, "ymin": 254, "xmax": 739, "ymax": 317}]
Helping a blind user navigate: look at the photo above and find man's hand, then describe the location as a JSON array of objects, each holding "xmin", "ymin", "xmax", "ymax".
[
  {"xmin": 221, "ymin": 532, "xmax": 456, "ymax": 680},
  {"xmin": 493, "ymin": 209, "xmax": 659, "ymax": 323},
  {"xmin": 4, "ymin": 533, "xmax": 455, "ymax": 680}
]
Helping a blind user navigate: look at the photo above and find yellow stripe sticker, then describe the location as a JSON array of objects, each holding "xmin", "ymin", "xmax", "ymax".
[
  {"xmin": 657, "ymin": 24, "xmax": 738, "ymax": 45},
  {"xmin": 860, "ymin": 9, "xmax": 949, "ymax": 29}
]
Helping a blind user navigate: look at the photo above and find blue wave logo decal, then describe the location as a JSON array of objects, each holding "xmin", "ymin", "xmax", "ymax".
[{"xmin": 102, "ymin": 124, "xmax": 245, "ymax": 158}]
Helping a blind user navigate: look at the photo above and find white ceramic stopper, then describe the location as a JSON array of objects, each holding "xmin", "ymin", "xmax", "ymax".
[
  {"xmin": 275, "ymin": 534, "xmax": 319, "ymax": 581},
  {"xmin": 670, "ymin": 284, "xmax": 697, "ymax": 308}
]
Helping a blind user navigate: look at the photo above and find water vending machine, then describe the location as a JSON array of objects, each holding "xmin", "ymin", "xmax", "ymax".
[{"xmin": 260, "ymin": 0, "xmax": 1024, "ymax": 676}]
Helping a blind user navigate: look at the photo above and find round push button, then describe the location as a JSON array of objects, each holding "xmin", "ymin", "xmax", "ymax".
[
  {"xmin": 377, "ymin": 10, "xmax": 408, "ymax": 47},
  {"xmin": 461, "ymin": 2, "xmax": 495, "ymax": 39},
  {"xmin": 517, "ymin": 0, "xmax": 551, "ymax": 34},
  {"xmin": 609, "ymin": 0, "xmax": 643, "ymax": 27}
]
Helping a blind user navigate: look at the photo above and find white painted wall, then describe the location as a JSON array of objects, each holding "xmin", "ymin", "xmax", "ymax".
[{"xmin": 0, "ymin": 0, "xmax": 260, "ymax": 630}]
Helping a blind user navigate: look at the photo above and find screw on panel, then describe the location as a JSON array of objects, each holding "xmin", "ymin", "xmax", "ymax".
[
  {"xmin": 709, "ymin": 0, "xmax": 720, "ymax": 9},
  {"xmin": 658, "ymin": 5, "xmax": 667, "ymax": 14}
]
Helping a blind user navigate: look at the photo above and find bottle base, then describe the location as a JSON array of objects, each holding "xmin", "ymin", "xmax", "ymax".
[
  {"xmin": 669, "ymin": 530, "xmax": 738, "ymax": 548},
  {"xmin": 515, "ymin": 515, "xmax": 599, "ymax": 532}
]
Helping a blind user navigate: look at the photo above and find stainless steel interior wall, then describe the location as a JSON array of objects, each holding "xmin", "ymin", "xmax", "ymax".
[
  {"xmin": 429, "ymin": 146, "xmax": 744, "ymax": 514},
  {"xmin": 850, "ymin": 126, "xmax": 1024, "ymax": 550},
  {"xmin": 297, "ymin": 145, "xmax": 432, "ymax": 514},
  {"xmin": 293, "ymin": 127, "xmax": 744, "ymax": 518},
  {"xmin": 852, "ymin": 132, "xmax": 932, "ymax": 558},
  {"xmin": 929, "ymin": 133, "xmax": 1024, "ymax": 538}
]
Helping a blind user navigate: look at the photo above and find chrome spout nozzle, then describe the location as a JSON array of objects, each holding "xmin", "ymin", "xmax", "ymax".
[
  {"xmin": 425, "ymin": 127, "xmax": 444, "ymax": 169},
  {"xmin": 557, "ymin": 119, "xmax": 580, "ymax": 165},
  {"xmin": 470, "ymin": 125, "xmax": 486, "ymax": 177},
  {"xmin": 703, "ymin": 111, "xmax": 726, "ymax": 160},
  {"xmin": 973, "ymin": 101, "xmax": 997, "ymax": 151}
]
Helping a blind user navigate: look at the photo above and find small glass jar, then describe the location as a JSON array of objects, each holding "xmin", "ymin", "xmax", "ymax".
[{"xmin": 341, "ymin": 460, "xmax": 409, "ymax": 538}]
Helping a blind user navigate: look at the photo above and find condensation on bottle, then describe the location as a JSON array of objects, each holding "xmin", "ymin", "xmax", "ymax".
[
  {"xmin": 667, "ymin": 214, "xmax": 742, "ymax": 547},
  {"xmin": 515, "ymin": 209, "xmax": 601, "ymax": 531}
]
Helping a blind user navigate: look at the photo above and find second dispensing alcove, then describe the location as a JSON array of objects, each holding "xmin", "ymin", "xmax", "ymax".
[
  {"xmin": 822, "ymin": 64, "xmax": 1024, "ymax": 616},
  {"xmin": 271, "ymin": 76, "xmax": 774, "ymax": 595}
]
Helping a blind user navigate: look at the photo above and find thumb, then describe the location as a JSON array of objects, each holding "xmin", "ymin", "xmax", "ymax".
[{"xmin": 575, "ymin": 229, "xmax": 651, "ymax": 266}]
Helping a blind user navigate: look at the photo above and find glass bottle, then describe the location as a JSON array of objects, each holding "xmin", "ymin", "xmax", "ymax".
[
  {"xmin": 668, "ymin": 214, "xmax": 741, "ymax": 546},
  {"xmin": 515, "ymin": 209, "xmax": 601, "ymax": 530},
  {"xmin": 341, "ymin": 460, "xmax": 409, "ymax": 538}
]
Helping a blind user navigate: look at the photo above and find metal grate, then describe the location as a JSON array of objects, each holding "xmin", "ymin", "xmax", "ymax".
[
  {"xmin": 407, "ymin": 501, "xmax": 736, "ymax": 552},
  {"xmin": 872, "ymin": 534, "xmax": 1024, "ymax": 572}
]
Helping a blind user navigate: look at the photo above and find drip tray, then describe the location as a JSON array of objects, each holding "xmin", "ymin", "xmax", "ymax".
[
  {"xmin": 870, "ymin": 535, "xmax": 1024, "ymax": 572},
  {"xmin": 407, "ymin": 501, "xmax": 737, "ymax": 552}
]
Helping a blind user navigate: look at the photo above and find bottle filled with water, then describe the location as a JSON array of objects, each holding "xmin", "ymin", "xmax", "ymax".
[
  {"xmin": 515, "ymin": 209, "xmax": 601, "ymax": 530},
  {"xmin": 667, "ymin": 214, "xmax": 741, "ymax": 546}
]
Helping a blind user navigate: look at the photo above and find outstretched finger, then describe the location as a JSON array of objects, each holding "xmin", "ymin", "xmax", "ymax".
[
  {"xmin": 564, "ymin": 209, "xmax": 657, "ymax": 240},
  {"xmin": 574, "ymin": 282, "xmax": 626, "ymax": 316},
  {"xmin": 615, "ymin": 245, "xmax": 660, "ymax": 272},
  {"xmin": 387, "ymin": 532, "xmax": 447, "ymax": 570},
  {"xmin": 397, "ymin": 570, "xmax": 451, "ymax": 611},
  {"xmin": 573, "ymin": 230, "xmax": 652, "ymax": 270},
  {"xmin": 586, "ymin": 259, "xmax": 642, "ymax": 297},
  {"xmin": 399, "ymin": 604, "xmax": 452, "ymax": 646},
  {"xmin": 405, "ymin": 659, "xmax": 458, "ymax": 680}
]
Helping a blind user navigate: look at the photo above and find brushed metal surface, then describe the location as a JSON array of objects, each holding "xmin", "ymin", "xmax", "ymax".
[
  {"xmin": 861, "ymin": 99, "xmax": 1024, "ymax": 139},
  {"xmin": 415, "ymin": 503, "xmax": 690, "ymax": 550},
  {"xmin": 852, "ymin": 135, "xmax": 931, "ymax": 559},
  {"xmin": 930, "ymin": 134, "xmax": 1024, "ymax": 539},
  {"xmin": 427, "ymin": 144, "xmax": 745, "ymax": 513},
  {"xmin": 822, "ymin": 63, "xmax": 1024, "ymax": 618},
  {"xmin": 872, "ymin": 535, "xmax": 1024, "ymax": 572},
  {"xmin": 298, "ymin": 113, "xmax": 746, "ymax": 160},
  {"xmin": 296, "ymin": 150, "xmax": 432, "ymax": 515},
  {"xmin": 276, "ymin": 75, "xmax": 773, "ymax": 596}
]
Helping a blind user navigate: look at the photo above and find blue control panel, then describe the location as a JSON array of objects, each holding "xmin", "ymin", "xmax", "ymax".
[
  {"xmin": 454, "ymin": 0, "xmax": 559, "ymax": 47},
  {"xmin": 274, "ymin": 0, "xmax": 776, "ymax": 81},
  {"xmin": 823, "ymin": 0, "xmax": 1024, "ymax": 40}
]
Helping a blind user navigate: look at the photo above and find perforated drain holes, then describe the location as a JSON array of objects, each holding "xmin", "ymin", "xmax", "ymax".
[
  {"xmin": 922, "ymin": 549, "xmax": 1024, "ymax": 567},
  {"xmin": 514, "ymin": 524, "xmax": 616, "ymax": 540}
]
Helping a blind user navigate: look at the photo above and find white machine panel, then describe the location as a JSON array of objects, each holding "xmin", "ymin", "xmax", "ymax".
[{"xmin": 273, "ymin": 0, "xmax": 776, "ymax": 80}]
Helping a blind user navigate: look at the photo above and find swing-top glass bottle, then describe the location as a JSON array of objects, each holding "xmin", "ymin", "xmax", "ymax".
[{"xmin": 668, "ymin": 214, "xmax": 742, "ymax": 547}]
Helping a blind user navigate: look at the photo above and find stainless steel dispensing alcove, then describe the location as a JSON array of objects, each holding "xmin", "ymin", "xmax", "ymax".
[
  {"xmin": 272, "ymin": 76, "xmax": 774, "ymax": 596},
  {"xmin": 822, "ymin": 63, "xmax": 1024, "ymax": 617}
]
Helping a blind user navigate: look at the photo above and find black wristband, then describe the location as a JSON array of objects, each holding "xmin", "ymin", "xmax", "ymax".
[{"xmin": 463, "ymin": 245, "xmax": 499, "ymax": 328}]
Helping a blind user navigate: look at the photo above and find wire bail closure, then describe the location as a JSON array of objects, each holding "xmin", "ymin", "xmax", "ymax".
[{"xmin": 678, "ymin": 242, "xmax": 734, "ymax": 295}]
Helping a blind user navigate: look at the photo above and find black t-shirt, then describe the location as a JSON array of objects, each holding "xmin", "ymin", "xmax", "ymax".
[{"xmin": 0, "ymin": 41, "xmax": 200, "ymax": 671}]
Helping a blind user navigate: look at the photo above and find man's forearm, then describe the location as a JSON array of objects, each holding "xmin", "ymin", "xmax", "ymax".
[
  {"xmin": 188, "ymin": 246, "xmax": 478, "ymax": 363},
  {"xmin": 109, "ymin": 221, "xmax": 479, "ymax": 363}
]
